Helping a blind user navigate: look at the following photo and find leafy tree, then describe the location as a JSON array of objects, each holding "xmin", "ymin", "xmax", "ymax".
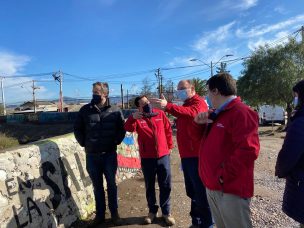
[
  {"xmin": 216, "ymin": 62, "xmax": 229, "ymax": 73},
  {"xmin": 140, "ymin": 77, "xmax": 154, "ymax": 96},
  {"xmin": 163, "ymin": 79, "xmax": 175, "ymax": 102},
  {"xmin": 192, "ymin": 78, "xmax": 208, "ymax": 96},
  {"xmin": 238, "ymin": 39, "xmax": 304, "ymax": 119}
]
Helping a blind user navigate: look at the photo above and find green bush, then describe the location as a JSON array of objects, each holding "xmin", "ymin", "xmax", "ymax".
[{"xmin": 0, "ymin": 133, "xmax": 19, "ymax": 150}]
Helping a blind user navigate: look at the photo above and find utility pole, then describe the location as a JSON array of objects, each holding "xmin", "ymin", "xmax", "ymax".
[
  {"xmin": 126, "ymin": 89, "xmax": 129, "ymax": 109},
  {"xmin": 155, "ymin": 68, "xmax": 163, "ymax": 98},
  {"xmin": 31, "ymin": 80, "xmax": 40, "ymax": 113},
  {"xmin": 210, "ymin": 61, "xmax": 213, "ymax": 77},
  {"xmin": 121, "ymin": 84, "xmax": 124, "ymax": 109},
  {"xmin": 0, "ymin": 77, "xmax": 6, "ymax": 115},
  {"xmin": 169, "ymin": 81, "xmax": 174, "ymax": 102},
  {"xmin": 53, "ymin": 71, "xmax": 64, "ymax": 112}
]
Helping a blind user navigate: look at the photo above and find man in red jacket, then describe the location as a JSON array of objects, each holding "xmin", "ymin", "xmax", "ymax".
[
  {"xmin": 124, "ymin": 95, "xmax": 175, "ymax": 226},
  {"xmin": 150, "ymin": 80, "xmax": 213, "ymax": 228},
  {"xmin": 194, "ymin": 73, "xmax": 260, "ymax": 228}
]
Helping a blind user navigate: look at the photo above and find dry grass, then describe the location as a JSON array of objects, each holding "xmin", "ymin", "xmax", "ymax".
[{"xmin": 0, "ymin": 133, "xmax": 19, "ymax": 150}]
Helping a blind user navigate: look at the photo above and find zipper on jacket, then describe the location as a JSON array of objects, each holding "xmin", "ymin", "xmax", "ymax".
[{"xmin": 147, "ymin": 118, "xmax": 159, "ymax": 158}]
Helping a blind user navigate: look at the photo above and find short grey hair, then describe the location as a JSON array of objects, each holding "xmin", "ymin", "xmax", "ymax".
[{"xmin": 92, "ymin": 82, "xmax": 109, "ymax": 97}]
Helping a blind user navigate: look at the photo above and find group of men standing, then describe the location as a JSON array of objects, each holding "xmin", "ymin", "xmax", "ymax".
[{"xmin": 74, "ymin": 73, "xmax": 260, "ymax": 228}]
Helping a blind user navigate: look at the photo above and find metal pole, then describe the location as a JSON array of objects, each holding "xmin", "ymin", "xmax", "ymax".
[
  {"xmin": 0, "ymin": 77, "xmax": 6, "ymax": 115},
  {"xmin": 160, "ymin": 70, "xmax": 163, "ymax": 96},
  {"xmin": 59, "ymin": 70, "xmax": 63, "ymax": 112},
  {"xmin": 210, "ymin": 61, "xmax": 213, "ymax": 77},
  {"xmin": 121, "ymin": 84, "xmax": 124, "ymax": 109},
  {"xmin": 127, "ymin": 89, "xmax": 129, "ymax": 109},
  {"xmin": 32, "ymin": 80, "xmax": 36, "ymax": 113}
]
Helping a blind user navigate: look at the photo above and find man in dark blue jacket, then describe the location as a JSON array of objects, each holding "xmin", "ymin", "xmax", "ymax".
[
  {"xmin": 276, "ymin": 80, "xmax": 304, "ymax": 227},
  {"xmin": 74, "ymin": 82, "xmax": 125, "ymax": 226}
]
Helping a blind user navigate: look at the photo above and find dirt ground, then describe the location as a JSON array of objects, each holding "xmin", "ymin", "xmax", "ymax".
[{"xmin": 82, "ymin": 126, "xmax": 299, "ymax": 228}]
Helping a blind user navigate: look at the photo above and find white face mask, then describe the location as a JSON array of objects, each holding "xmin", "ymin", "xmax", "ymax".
[
  {"xmin": 176, "ymin": 89, "xmax": 189, "ymax": 101},
  {"xmin": 293, "ymin": 96, "xmax": 299, "ymax": 107}
]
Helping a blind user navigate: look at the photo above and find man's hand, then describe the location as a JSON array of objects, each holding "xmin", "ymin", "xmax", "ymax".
[
  {"xmin": 194, "ymin": 111, "xmax": 213, "ymax": 124},
  {"xmin": 150, "ymin": 94, "xmax": 168, "ymax": 110},
  {"xmin": 132, "ymin": 111, "xmax": 143, "ymax": 119}
]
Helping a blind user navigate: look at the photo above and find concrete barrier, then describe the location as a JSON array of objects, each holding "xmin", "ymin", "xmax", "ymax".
[{"xmin": 0, "ymin": 133, "xmax": 140, "ymax": 228}]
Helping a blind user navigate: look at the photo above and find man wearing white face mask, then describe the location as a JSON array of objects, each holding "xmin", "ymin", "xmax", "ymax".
[{"xmin": 150, "ymin": 80, "xmax": 213, "ymax": 228}]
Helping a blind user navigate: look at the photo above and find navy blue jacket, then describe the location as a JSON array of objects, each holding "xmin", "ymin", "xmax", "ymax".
[{"xmin": 275, "ymin": 107, "xmax": 304, "ymax": 224}]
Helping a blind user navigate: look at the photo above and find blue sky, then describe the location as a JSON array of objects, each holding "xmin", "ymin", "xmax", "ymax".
[{"xmin": 0, "ymin": 0, "xmax": 304, "ymax": 104}]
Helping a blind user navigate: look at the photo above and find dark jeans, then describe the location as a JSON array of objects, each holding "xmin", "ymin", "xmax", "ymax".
[
  {"xmin": 86, "ymin": 152, "xmax": 118, "ymax": 219},
  {"xmin": 141, "ymin": 155, "xmax": 172, "ymax": 215},
  {"xmin": 181, "ymin": 157, "xmax": 213, "ymax": 228}
]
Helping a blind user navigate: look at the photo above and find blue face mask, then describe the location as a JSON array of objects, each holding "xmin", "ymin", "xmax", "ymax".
[
  {"xmin": 293, "ymin": 96, "xmax": 298, "ymax": 107},
  {"xmin": 176, "ymin": 89, "xmax": 189, "ymax": 101},
  {"xmin": 92, "ymin": 94, "xmax": 102, "ymax": 104}
]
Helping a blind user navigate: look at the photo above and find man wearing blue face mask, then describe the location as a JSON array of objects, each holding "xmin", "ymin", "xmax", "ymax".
[
  {"xmin": 150, "ymin": 80, "xmax": 213, "ymax": 228},
  {"xmin": 74, "ymin": 82, "xmax": 125, "ymax": 227}
]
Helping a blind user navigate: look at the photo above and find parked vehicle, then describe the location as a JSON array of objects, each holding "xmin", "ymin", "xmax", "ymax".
[{"xmin": 258, "ymin": 105, "xmax": 286, "ymax": 125}]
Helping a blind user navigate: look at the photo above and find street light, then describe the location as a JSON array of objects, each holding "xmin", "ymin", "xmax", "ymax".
[{"xmin": 190, "ymin": 54, "xmax": 233, "ymax": 77}]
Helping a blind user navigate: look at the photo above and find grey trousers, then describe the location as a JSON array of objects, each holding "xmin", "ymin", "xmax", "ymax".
[
  {"xmin": 300, "ymin": 224, "xmax": 304, "ymax": 228},
  {"xmin": 206, "ymin": 189, "xmax": 252, "ymax": 228}
]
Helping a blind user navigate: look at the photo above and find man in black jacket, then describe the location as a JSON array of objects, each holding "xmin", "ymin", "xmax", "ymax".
[{"xmin": 74, "ymin": 82, "xmax": 126, "ymax": 226}]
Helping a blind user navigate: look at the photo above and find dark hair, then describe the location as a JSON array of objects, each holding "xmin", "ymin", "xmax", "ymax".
[
  {"xmin": 292, "ymin": 80, "xmax": 304, "ymax": 109},
  {"xmin": 134, "ymin": 95, "xmax": 147, "ymax": 107},
  {"xmin": 207, "ymin": 73, "xmax": 237, "ymax": 96}
]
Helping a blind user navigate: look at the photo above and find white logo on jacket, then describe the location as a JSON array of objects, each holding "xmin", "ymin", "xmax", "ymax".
[{"xmin": 216, "ymin": 123, "xmax": 225, "ymax": 128}]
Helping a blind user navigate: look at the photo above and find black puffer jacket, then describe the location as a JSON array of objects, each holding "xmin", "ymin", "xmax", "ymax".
[{"xmin": 74, "ymin": 103, "xmax": 126, "ymax": 154}]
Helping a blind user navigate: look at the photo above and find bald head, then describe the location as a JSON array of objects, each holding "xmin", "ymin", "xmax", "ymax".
[{"xmin": 177, "ymin": 79, "xmax": 196, "ymax": 100}]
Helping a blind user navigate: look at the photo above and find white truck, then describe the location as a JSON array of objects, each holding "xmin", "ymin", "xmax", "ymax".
[{"xmin": 258, "ymin": 105, "xmax": 286, "ymax": 125}]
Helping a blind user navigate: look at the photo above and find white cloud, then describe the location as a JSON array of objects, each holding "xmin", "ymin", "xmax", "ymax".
[
  {"xmin": 247, "ymin": 30, "xmax": 290, "ymax": 51},
  {"xmin": 274, "ymin": 6, "xmax": 288, "ymax": 15},
  {"xmin": 168, "ymin": 56, "xmax": 194, "ymax": 67},
  {"xmin": 157, "ymin": 0, "xmax": 185, "ymax": 22},
  {"xmin": 193, "ymin": 21, "xmax": 236, "ymax": 51},
  {"xmin": 236, "ymin": 14, "xmax": 304, "ymax": 38},
  {"xmin": 233, "ymin": 0, "xmax": 258, "ymax": 10},
  {"xmin": 0, "ymin": 51, "xmax": 55, "ymax": 104},
  {"xmin": 0, "ymin": 51, "xmax": 30, "ymax": 76}
]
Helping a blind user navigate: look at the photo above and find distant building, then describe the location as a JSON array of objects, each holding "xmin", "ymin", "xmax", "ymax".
[{"xmin": 15, "ymin": 101, "xmax": 58, "ymax": 112}]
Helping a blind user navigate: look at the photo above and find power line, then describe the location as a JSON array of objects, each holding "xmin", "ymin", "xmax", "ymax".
[{"xmin": 3, "ymin": 72, "xmax": 54, "ymax": 78}]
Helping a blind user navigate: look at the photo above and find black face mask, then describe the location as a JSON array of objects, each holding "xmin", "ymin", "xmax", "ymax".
[
  {"xmin": 142, "ymin": 103, "xmax": 158, "ymax": 118},
  {"xmin": 92, "ymin": 94, "xmax": 102, "ymax": 105},
  {"xmin": 143, "ymin": 103, "xmax": 153, "ymax": 113}
]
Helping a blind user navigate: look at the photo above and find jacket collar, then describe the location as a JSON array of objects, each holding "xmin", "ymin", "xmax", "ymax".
[
  {"xmin": 90, "ymin": 103, "xmax": 111, "ymax": 113},
  {"xmin": 222, "ymin": 96, "xmax": 242, "ymax": 111},
  {"xmin": 184, "ymin": 94, "xmax": 199, "ymax": 105}
]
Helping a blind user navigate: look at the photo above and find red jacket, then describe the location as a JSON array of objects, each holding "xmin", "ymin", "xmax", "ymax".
[
  {"xmin": 165, "ymin": 94, "xmax": 208, "ymax": 158},
  {"xmin": 124, "ymin": 109, "xmax": 173, "ymax": 158},
  {"xmin": 195, "ymin": 97, "xmax": 260, "ymax": 198}
]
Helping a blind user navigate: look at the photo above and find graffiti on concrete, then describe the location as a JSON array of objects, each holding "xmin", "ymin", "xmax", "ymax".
[
  {"xmin": 4, "ymin": 151, "xmax": 91, "ymax": 228},
  {"xmin": 0, "ymin": 132, "xmax": 141, "ymax": 227}
]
